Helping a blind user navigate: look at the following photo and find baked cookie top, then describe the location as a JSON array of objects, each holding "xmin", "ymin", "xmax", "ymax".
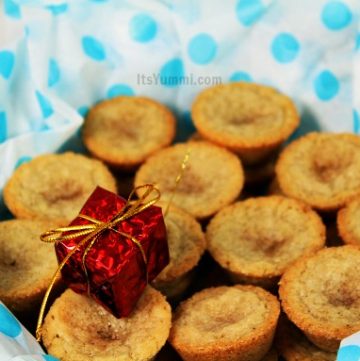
[
  {"xmin": 83, "ymin": 96, "xmax": 176, "ymax": 168},
  {"xmin": 134, "ymin": 141, "xmax": 244, "ymax": 219},
  {"xmin": 154, "ymin": 204, "xmax": 205, "ymax": 283},
  {"xmin": 338, "ymin": 198, "xmax": 360, "ymax": 246},
  {"xmin": 276, "ymin": 132, "xmax": 360, "ymax": 211},
  {"xmin": 169, "ymin": 285, "xmax": 279, "ymax": 350},
  {"xmin": 4, "ymin": 152, "xmax": 117, "ymax": 225},
  {"xmin": 207, "ymin": 196, "xmax": 325, "ymax": 280},
  {"xmin": 192, "ymin": 82, "xmax": 299, "ymax": 150},
  {"xmin": 279, "ymin": 246, "xmax": 360, "ymax": 343},
  {"xmin": 0, "ymin": 219, "xmax": 57, "ymax": 310},
  {"xmin": 43, "ymin": 287, "xmax": 171, "ymax": 361}
]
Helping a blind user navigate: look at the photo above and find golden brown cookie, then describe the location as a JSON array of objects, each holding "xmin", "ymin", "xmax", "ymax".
[
  {"xmin": 0, "ymin": 219, "xmax": 58, "ymax": 313},
  {"xmin": 83, "ymin": 96, "xmax": 176, "ymax": 169},
  {"xmin": 279, "ymin": 246, "xmax": 360, "ymax": 352},
  {"xmin": 192, "ymin": 82, "xmax": 299, "ymax": 165},
  {"xmin": 207, "ymin": 196, "xmax": 326, "ymax": 288},
  {"xmin": 134, "ymin": 141, "xmax": 244, "ymax": 219},
  {"xmin": 276, "ymin": 133, "xmax": 360, "ymax": 211},
  {"xmin": 42, "ymin": 287, "xmax": 171, "ymax": 361},
  {"xmin": 169, "ymin": 285, "xmax": 280, "ymax": 361},
  {"xmin": 337, "ymin": 198, "xmax": 360, "ymax": 246},
  {"xmin": 3, "ymin": 152, "xmax": 117, "ymax": 225},
  {"xmin": 153, "ymin": 204, "xmax": 206, "ymax": 299},
  {"xmin": 275, "ymin": 317, "xmax": 336, "ymax": 361}
]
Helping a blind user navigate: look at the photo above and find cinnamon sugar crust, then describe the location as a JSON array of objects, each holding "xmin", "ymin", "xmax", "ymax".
[
  {"xmin": 169, "ymin": 285, "xmax": 280, "ymax": 361},
  {"xmin": 276, "ymin": 133, "xmax": 360, "ymax": 211},
  {"xmin": 134, "ymin": 141, "xmax": 244, "ymax": 219},
  {"xmin": 279, "ymin": 246, "xmax": 360, "ymax": 352},
  {"xmin": 43, "ymin": 287, "xmax": 171, "ymax": 361},
  {"xmin": 3, "ymin": 152, "xmax": 117, "ymax": 225},
  {"xmin": 83, "ymin": 96, "xmax": 176, "ymax": 169},
  {"xmin": 0, "ymin": 219, "xmax": 58, "ymax": 313},
  {"xmin": 207, "ymin": 196, "xmax": 325, "ymax": 287}
]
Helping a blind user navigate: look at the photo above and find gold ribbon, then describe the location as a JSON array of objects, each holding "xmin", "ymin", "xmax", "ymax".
[{"xmin": 36, "ymin": 184, "xmax": 160, "ymax": 341}]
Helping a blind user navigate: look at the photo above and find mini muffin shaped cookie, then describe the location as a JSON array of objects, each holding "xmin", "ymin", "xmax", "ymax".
[
  {"xmin": 279, "ymin": 246, "xmax": 360, "ymax": 352},
  {"xmin": 192, "ymin": 82, "xmax": 299, "ymax": 165},
  {"xmin": 276, "ymin": 317, "xmax": 336, "ymax": 361},
  {"xmin": 153, "ymin": 205, "xmax": 206, "ymax": 299},
  {"xmin": 42, "ymin": 287, "xmax": 171, "ymax": 361},
  {"xmin": 337, "ymin": 198, "xmax": 360, "ymax": 246},
  {"xmin": 83, "ymin": 96, "xmax": 176, "ymax": 169},
  {"xmin": 134, "ymin": 141, "xmax": 244, "ymax": 219},
  {"xmin": 207, "ymin": 196, "xmax": 325, "ymax": 288},
  {"xmin": 0, "ymin": 219, "xmax": 58, "ymax": 313},
  {"xmin": 4, "ymin": 152, "xmax": 117, "ymax": 225},
  {"xmin": 276, "ymin": 133, "xmax": 360, "ymax": 211},
  {"xmin": 169, "ymin": 285, "xmax": 280, "ymax": 361}
]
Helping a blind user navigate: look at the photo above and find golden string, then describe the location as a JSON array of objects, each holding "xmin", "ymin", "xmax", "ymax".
[
  {"xmin": 164, "ymin": 148, "xmax": 191, "ymax": 217},
  {"xmin": 36, "ymin": 184, "xmax": 160, "ymax": 341}
]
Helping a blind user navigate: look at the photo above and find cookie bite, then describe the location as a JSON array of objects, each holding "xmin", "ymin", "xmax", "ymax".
[
  {"xmin": 134, "ymin": 141, "xmax": 244, "ymax": 219},
  {"xmin": 153, "ymin": 205, "xmax": 206, "ymax": 299},
  {"xmin": 276, "ymin": 133, "xmax": 360, "ymax": 211},
  {"xmin": 337, "ymin": 198, "xmax": 360, "ymax": 246},
  {"xmin": 0, "ymin": 219, "xmax": 58, "ymax": 313},
  {"xmin": 207, "ymin": 196, "xmax": 325, "ymax": 288},
  {"xmin": 192, "ymin": 82, "xmax": 299, "ymax": 165},
  {"xmin": 83, "ymin": 96, "xmax": 176, "ymax": 169},
  {"xmin": 279, "ymin": 246, "xmax": 360, "ymax": 352},
  {"xmin": 169, "ymin": 285, "xmax": 280, "ymax": 361},
  {"xmin": 275, "ymin": 317, "xmax": 336, "ymax": 361},
  {"xmin": 42, "ymin": 287, "xmax": 171, "ymax": 361},
  {"xmin": 3, "ymin": 152, "xmax": 117, "ymax": 225}
]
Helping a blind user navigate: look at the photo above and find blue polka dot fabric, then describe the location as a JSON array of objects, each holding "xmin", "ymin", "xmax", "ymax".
[
  {"xmin": 0, "ymin": 0, "xmax": 358, "ymax": 195},
  {"xmin": 338, "ymin": 331, "xmax": 360, "ymax": 360},
  {"xmin": 0, "ymin": 301, "xmax": 59, "ymax": 360}
]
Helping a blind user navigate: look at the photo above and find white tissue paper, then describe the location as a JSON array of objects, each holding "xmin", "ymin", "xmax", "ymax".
[
  {"xmin": 0, "ymin": 302, "xmax": 58, "ymax": 361},
  {"xmin": 0, "ymin": 0, "xmax": 360, "ymax": 359}
]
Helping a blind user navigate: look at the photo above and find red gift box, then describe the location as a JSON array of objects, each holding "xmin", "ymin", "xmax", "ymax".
[{"xmin": 54, "ymin": 186, "xmax": 169, "ymax": 318}]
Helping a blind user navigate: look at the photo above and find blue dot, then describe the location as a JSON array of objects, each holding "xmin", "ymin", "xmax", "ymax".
[
  {"xmin": 78, "ymin": 106, "xmax": 89, "ymax": 117},
  {"xmin": 35, "ymin": 91, "xmax": 54, "ymax": 119},
  {"xmin": 46, "ymin": 3, "xmax": 68, "ymax": 15},
  {"xmin": 129, "ymin": 13, "xmax": 157, "ymax": 43},
  {"xmin": 188, "ymin": 33, "xmax": 217, "ymax": 65},
  {"xmin": 107, "ymin": 84, "xmax": 134, "ymax": 98},
  {"xmin": 236, "ymin": 0, "xmax": 265, "ymax": 26},
  {"xmin": 229, "ymin": 71, "xmax": 252, "ymax": 82},
  {"xmin": 314, "ymin": 70, "xmax": 340, "ymax": 101},
  {"xmin": 4, "ymin": 0, "xmax": 21, "ymax": 19},
  {"xmin": 48, "ymin": 58, "xmax": 60, "ymax": 87},
  {"xmin": 0, "ymin": 112, "xmax": 7, "ymax": 143},
  {"xmin": 15, "ymin": 156, "xmax": 32, "ymax": 169},
  {"xmin": 354, "ymin": 110, "xmax": 360, "ymax": 133},
  {"xmin": 356, "ymin": 33, "xmax": 360, "ymax": 51},
  {"xmin": 0, "ymin": 51, "xmax": 15, "ymax": 79},
  {"xmin": 159, "ymin": 58, "xmax": 184, "ymax": 87},
  {"xmin": 82, "ymin": 36, "xmax": 106, "ymax": 61},
  {"xmin": 43, "ymin": 355, "xmax": 60, "ymax": 361},
  {"xmin": 322, "ymin": 1, "xmax": 352, "ymax": 31},
  {"xmin": 271, "ymin": 33, "xmax": 300, "ymax": 63},
  {"xmin": 337, "ymin": 345, "xmax": 360, "ymax": 361},
  {"xmin": 0, "ymin": 304, "xmax": 22, "ymax": 338}
]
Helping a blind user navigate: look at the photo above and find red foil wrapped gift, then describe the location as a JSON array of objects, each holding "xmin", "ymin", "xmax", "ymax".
[{"xmin": 54, "ymin": 186, "xmax": 169, "ymax": 318}]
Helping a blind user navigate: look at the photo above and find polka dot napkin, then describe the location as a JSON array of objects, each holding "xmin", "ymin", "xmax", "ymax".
[
  {"xmin": 0, "ymin": 302, "xmax": 59, "ymax": 361},
  {"xmin": 0, "ymin": 0, "xmax": 359, "ymax": 186}
]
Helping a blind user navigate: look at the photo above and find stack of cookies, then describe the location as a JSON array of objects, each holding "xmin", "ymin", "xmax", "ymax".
[{"xmin": 1, "ymin": 82, "xmax": 360, "ymax": 361}]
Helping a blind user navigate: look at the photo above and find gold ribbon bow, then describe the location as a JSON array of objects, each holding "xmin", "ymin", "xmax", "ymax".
[{"xmin": 36, "ymin": 184, "xmax": 160, "ymax": 341}]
